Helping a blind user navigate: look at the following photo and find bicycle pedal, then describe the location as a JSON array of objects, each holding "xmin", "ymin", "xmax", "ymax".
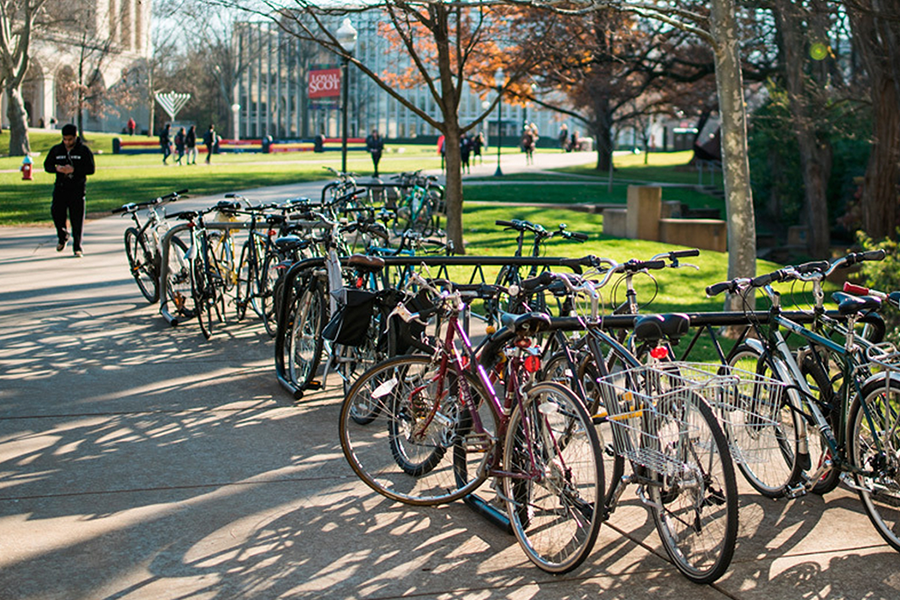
[{"xmin": 305, "ymin": 380, "xmax": 323, "ymax": 391}]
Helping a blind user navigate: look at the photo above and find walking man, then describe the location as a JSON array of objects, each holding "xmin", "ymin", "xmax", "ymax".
[
  {"xmin": 160, "ymin": 123, "xmax": 172, "ymax": 164},
  {"xmin": 203, "ymin": 124, "xmax": 219, "ymax": 165},
  {"xmin": 44, "ymin": 124, "xmax": 95, "ymax": 258},
  {"xmin": 365, "ymin": 129, "xmax": 384, "ymax": 177}
]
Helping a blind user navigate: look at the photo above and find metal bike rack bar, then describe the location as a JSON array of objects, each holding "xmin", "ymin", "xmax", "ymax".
[{"xmin": 274, "ymin": 254, "xmax": 597, "ymax": 396}]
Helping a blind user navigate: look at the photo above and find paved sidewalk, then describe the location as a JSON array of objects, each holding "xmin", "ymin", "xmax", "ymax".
[{"xmin": 1, "ymin": 153, "xmax": 898, "ymax": 599}]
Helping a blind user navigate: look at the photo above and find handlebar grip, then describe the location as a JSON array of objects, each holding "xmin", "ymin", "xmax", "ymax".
[
  {"xmin": 174, "ymin": 189, "xmax": 188, "ymax": 195},
  {"xmin": 751, "ymin": 270, "xmax": 785, "ymax": 287},
  {"xmin": 111, "ymin": 205, "xmax": 129, "ymax": 214},
  {"xmin": 570, "ymin": 232, "xmax": 589, "ymax": 241},
  {"xmin": 625, "ymin": 259, "xmax": 665, "ymax": 271},
  {"xmin": 844, "ymin": 282, "xmax": 870, "ymax": 295},
  {"xmin": 797, "ymin": 260, "xmax": 830, "ymax": 274},
  {"xmin": 706, "ymin": 281, "xmax": 733, "ymax": 297},
  {"xmin": 861, "ymin": 249, "xmax": 886, "ymax": 261},
  {"xmin": 495, "ymin": 220, "xmax": 515, "ymax": 227},
  {"xmin": 519, "ymin": 271, "xmax": 554, "ymax": 292},
  {"xmin": 673, "ymin": 249, "xmax": 700, "ymax": 258}
]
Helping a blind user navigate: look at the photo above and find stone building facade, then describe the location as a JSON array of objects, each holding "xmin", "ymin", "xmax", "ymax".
[{"xmin": 0, "ymin": 0, "xmax": 153, "ymax": 133}]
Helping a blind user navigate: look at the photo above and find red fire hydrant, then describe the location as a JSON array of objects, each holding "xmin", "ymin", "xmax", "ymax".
[{"xmin": 21, "ymin": 155, "xmax": 33, "ymax": 180}]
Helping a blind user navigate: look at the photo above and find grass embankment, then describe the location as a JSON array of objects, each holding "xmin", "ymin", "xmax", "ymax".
[{"xmin": 465, "ymin": 150, "xmax": 724, "ymax": 212}]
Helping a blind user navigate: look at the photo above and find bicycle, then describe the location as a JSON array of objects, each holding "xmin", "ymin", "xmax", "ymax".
[
  {"xmin": 168, "ymin": 206, "xmax": 234, "ymax": 339},
  {"xmin": 511, "ymin": 268, "xmax": 738, "ymax": 583},
  {"xmin": 706, "ymin": 251, "xmax": 900, "ymax": 553},
  {"xmin": 339, "ymin": 274, "xmax": 604, "ymax": 573},
  {"xmin": 112, "ymin": 189, "xmax": 186, "ymax": 303}
]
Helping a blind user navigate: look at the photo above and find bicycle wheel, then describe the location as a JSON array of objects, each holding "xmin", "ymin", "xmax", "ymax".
[
  {"xmin": 287, "ymin": 280, "xmax": 326, "ymax": 391},
  {"xmin": 124, "ymin": 227, "xmax": 159, "ymax": 303},
  {"xmin": 338, "ymin": 310, "xmax": 387, "ymax": 407},
  {"xmin": 542, "ymin": 351, "xmax": 624, "ymax": 509},
  {"xmin": 191, "ymin": 255, "xmax": 212, "ymax": 339},
  {"xmin": 648, "ymin": 390, "xmax": 738, "ymax": 584},
  {"xmin": 727, "ymin": 344, "xmax": 802, "ymax": 498},
  {"xmin": 165, "ymin": 236, "xmax": 194, "ymax": 320},
  {"xmin": 209, "ymin": 230, "xmax": 237, "ymax": 292},
  {"xmin": 340, "ymin": 355, "xmax": 499, "ymax": 506},
  {"xmin": 799, "ymin": 348, "xmax": 841, "ymax": 495},
  {"xmin": 849, "ymin": 374, "xmax": 900, "ymax": 552},
  {"xmin": 503, "ymin": 381, "xmax": 603, "ymax": 574},
  {"xmin": 235, "ymin": 239, "xmax": 255, "ymax": 320},
  {"xmin": 260, "ymin": 254, "xmax": 282, "ymax": 337}
]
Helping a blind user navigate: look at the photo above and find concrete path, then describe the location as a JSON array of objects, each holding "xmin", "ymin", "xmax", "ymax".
[{"xmin": 1, "ymin": 151, "xmax": 897, "ymax": 599}]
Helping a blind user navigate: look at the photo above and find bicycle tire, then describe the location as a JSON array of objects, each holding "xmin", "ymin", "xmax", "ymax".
[
  {"xmin": 799, "ymin": 348, "xmax": 841, "ymax": 495},
  {"xmin": 260, "ymin": 254, "xmax": 282, "ymax": 337},
  {"xmin": 339, "ymin": 310, "xmax": 388, "ymax": 410},
  {"xmin": 191, "ymin": 254, "xmax": 211, "ymax": 339},
  {"xmin": 726, "ymin": 344, "xmax": 803, "ymax": 498},
  {"xmin": 235, "ymin": 239, "xmax": 254, "ymax": 320},
  {"xmin": 165, "ymin": 236, "xmax": 194, "ymax": 319},
  {"xmin": 848, "ymin": 373, "xmax": 900, "ymax": 552},
  {"xmin": 502, "ymin": 381, "xmax": 604, "ymax": 574},
  {"xmin": 287, "ymin": 280, "xmax": 327, "ymax": 391},
  {"xmin": 340, "ymin": 355, "xmax": 499, "ymax": 506},
  {"xmin": 124, "ymin": 227, "xmax": 159, "ymax": 303},
  {"xmin": 648, "ymin": 389, "xmax": 738, "ymax": 584},
  {"xmin": 542, "ymin": 351, "xmax": 624, "ymax": 510}
]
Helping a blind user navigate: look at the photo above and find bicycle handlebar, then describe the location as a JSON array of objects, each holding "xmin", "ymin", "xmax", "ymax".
[{"xmin": 112, "ymin": 189, "xmax": 186, "ymax": 214}]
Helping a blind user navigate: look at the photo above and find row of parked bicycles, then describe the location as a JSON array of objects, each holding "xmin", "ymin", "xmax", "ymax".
[{"xmin": 114, "ymin": 177, "xmax": 900, "ymax": 585}]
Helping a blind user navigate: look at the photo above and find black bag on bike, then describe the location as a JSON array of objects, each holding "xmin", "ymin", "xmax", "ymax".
[{"xmin": 323, "ymin": 289, "xmax": 377, "ymax": 346}]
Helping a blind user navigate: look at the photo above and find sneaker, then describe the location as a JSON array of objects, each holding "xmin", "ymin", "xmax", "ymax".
[
  {"xmin": 74, "ymin": 250, "xmax": 83, "ymax": 258},
  {"xmin": 56, "ymin": 240, "xmax": 66, "ymax": 252}
]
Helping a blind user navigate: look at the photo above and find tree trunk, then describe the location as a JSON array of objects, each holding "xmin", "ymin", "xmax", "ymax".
[
  {"xmin": 861, "ymin": 77, "xmax": 900, "ymax": 238},
  {"xmin": 5, "ymin": 85, "xmax": 31, "ymax": 156},
  {"xmin": 593, "ymin": 99, "xmax": 613, "ymax": 172},
  {"xmin": 850, "ymin": 3, "xmax": 900, "ymax": 239},
  {"xmin": 442, "ymin": 125, "xmax": 465, "ymax": 253},
  {"xmin": 710, "ymin": 0, "xmax": 757, "ymax": 311},
  {"xmin": 775, "ymin": 1, "xmax": 832, "ymax": 258}
]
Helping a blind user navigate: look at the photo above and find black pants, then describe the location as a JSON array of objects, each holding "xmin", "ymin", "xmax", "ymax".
[
  {"xmin": 51, "ymin": 192, "xmax": 86, "ymax": 252},
  {"xmin": 371, "ymin": 151, "xmax": 382, "ymax": 175}
]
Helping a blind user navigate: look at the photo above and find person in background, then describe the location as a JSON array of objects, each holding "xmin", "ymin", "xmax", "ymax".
[
  {"xmin": 472, "ymin": 131, "xmax": 485, "ymax": 165},
  {"xmin": 127, "ymin": 117, "xmax": 136, "ymax": 135},
  {"xmin": 460, "ymin": 132, "xmax": 472, "ymax": 174},
  {"xmin": 185, "ymin": 125, "xmax": 197, "ymax": 165},
  {"xmin": 365, "ymin": 129, "xmax": 384, "ymax": 177},
  {"xmin": 43, "ymin": 124, "xmax": 95, "ymax": 258},
  {"xmin": 558, "ymin": 124, "xmax": 568, "ymax": 152},
  {"xmin": 159, "ymin": 123, "xmax": 172, "ymax": 164},
  {"xmin": 203, "ymin": 124, "xmax": 219, "ymax": 165},
  {"xmin": 174, "ymin": 127, "xmax": 186, "ymax": 165}
]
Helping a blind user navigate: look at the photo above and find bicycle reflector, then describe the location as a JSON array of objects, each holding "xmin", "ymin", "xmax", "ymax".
[
  {"xmin": 650, "ymin": 346, "xmax": 669, "ymax": 360},
  {"xmin": 524, "ymin": 355, "xmax": 542, "ymax": 373}
]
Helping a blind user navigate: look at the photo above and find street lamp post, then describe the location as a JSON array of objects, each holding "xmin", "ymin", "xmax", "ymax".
[
  {"xmin": 231, "ymin": 103, "xmax": 240, "ymax": 140},
  {"xmin": 494, "ymin": 67, "xmax": 505, "ymax": 177},
  {"xmin": 336, "ymin": 17, "xmax": 358, "ymax": 174}
]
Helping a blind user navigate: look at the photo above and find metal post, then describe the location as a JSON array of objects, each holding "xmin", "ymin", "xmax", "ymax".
[
  {"xmin": 494, "ymin": 86, "xmax": 503, "ymax": 177},
  {"xmin": 341, "ymin": 56, "xmax": 350, "ymax": 174}
]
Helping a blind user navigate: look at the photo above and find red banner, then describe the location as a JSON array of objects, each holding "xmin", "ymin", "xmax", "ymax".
[{"xmin": 308, "ymin": 68, "xmax": 341, "ymax": 99}]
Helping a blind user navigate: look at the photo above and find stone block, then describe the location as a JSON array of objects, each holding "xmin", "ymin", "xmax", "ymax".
[{"xmin": 626, "ymin": 186, "xmax": 661, "ymax": 241}]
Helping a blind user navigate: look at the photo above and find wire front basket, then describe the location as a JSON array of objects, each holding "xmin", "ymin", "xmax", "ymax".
[
  {"xmin": 596, "ymin": 362, "xmax": 790, "ymax": 468},
  {"xmin": 596, "ymin": 365, "xmax": 707, "ymax": 476}
]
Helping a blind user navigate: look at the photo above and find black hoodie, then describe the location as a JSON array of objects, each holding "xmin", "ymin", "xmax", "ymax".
[{"xmin": 43, "ymin": 138, "xmax": 95, "ymax": 195}]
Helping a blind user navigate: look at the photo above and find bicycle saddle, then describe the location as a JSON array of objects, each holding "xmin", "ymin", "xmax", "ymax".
[
  {"xmin": 832, "ymin": 292, "xmax": 881, "ymax": 315},
  {"xmin": 499, "ymin": 311, "xmax": 552, "ymax": 335},
  {"xmin": 273, "ymin": 235, "xmax": 308, "ymax": 252},
  {"xmin": 348, "ymin": 254, "xmax": 385, "ymax": 272},
  {"xmin": 633, "ymin": 313, "xmax": 690, "ymax": 342}
]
